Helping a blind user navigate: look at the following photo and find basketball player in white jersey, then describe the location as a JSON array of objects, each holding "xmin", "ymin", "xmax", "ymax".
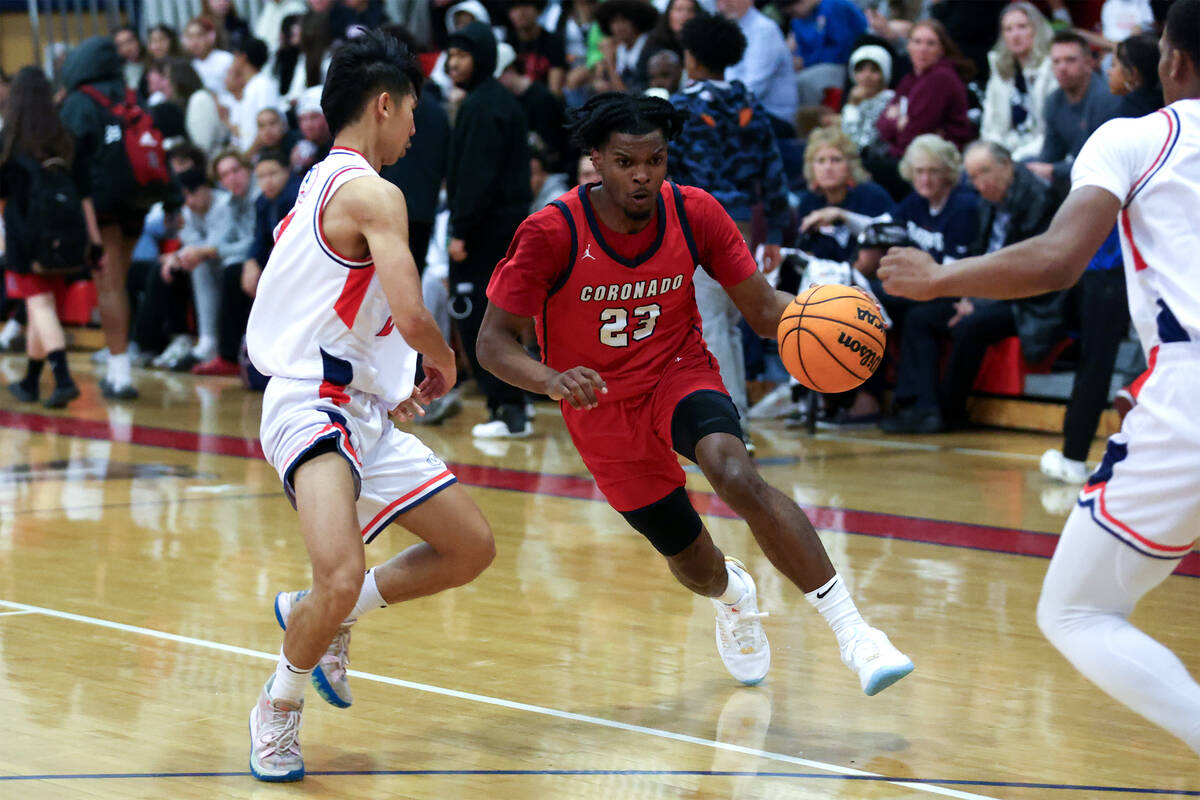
[
  {"xmin": 879, "ymin": 0, "xmax": 1200, "ymax": 756},
  {"xmin": 244, "ymin": 30, "xmax": 495, "ymax": 781}
]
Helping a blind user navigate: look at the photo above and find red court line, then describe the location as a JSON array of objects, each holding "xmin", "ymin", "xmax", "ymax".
[{"xmin": 3, "ymin": 408, "xmax": 1197, "ymax": 578}]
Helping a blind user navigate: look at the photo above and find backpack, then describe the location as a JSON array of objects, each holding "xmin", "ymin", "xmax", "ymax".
[
  {"xmin": 78, "ymin": 85, "xmax": 170, "ymax": 211},
  {"xmin": 10, "ymin": 155, "xmax": 89, "ymax": 276}
]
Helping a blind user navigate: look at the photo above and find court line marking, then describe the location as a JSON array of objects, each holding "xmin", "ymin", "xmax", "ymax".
[
  {"xmin": 0, "ymin": 770, "xmax": 1195, "ymax": 795},
  {"xmin": 0, "ymin": 610, "xmax": 35, "ymax": 617},
  {"xmin": 3, "ymin": 408, "xmax": 1196, "ymax": 577},
  {"xmin": 0, "ymin": 597, "xmax": 1003, "ymax": 800}
]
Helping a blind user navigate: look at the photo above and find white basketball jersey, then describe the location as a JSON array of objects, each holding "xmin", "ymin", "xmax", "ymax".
[
  {"xmin": 247, "ymin": 147, "xmax": 418, "ymax": 408},
  {"xmin": 1071, "ymin": 100, "xmax": 1200, "ymax": 356}
]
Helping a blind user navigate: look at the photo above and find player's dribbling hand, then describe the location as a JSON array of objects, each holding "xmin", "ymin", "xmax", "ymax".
[
  {"xmin": 878, "ymin": 247, "xmax": 940, "ymax": 301},
  {"xmin": 545, "ymin": 367, "xmax": 607, "ymax": 410}
]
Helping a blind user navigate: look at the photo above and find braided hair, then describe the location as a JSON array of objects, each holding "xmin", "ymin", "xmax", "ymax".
[{"xmin": 565, "ymin": 92, "xmax": 688, "ymax": 151}]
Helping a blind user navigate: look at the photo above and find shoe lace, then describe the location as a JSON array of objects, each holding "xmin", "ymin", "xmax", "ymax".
[
  {"xmin": 843, "ymin": 629, "xmax": 882, "ymax": 667},
  {"xmin": 323, "ymin": 624, "xmax": 352, "ymax": 680},
  {"xmin": 719, "ymin": 605, "xmax": 769, "ymax": 652},
  {"xmin": 262, "ymin": 703, "xmax": 302, "ymax": 755}
]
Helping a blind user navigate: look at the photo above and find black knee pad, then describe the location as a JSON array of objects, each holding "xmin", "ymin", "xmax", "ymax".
[
  {"xmin": 671, "ymin": 390, "xmax": 743, "ymax": 463},
  {"xmin": 619, "ymin": 487, "xmax": 703, "ymax": 557}
]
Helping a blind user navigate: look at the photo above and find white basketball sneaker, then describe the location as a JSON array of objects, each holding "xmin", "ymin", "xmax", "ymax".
[
  {"xmin": 249, "ymin": 677, "xmax": 305, "ymax": 782},
  {"xmin": 840, "ymin": 626, "xmax": 914, "ymax": 696},
  {"xmin": 711, "ymin": 558, "xmax": 771, "ymax": 685},
  {"xmin": 274, "ymin": 590, "xmax": 354, "ymax": 708},
  {"xmin": 1040, "ymin": 449, "xmax": 1090, "ymax": 484}
]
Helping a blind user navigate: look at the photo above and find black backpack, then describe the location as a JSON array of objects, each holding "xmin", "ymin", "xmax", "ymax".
[{"xmin": 12, "ymin": 155, "xmax": 89, "ymax": 276}]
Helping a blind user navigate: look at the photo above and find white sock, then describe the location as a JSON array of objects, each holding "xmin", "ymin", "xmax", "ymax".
[
  {"xmin": 270, "ymin": 647, "xmax": 311, "ymax": 703},
  {"xmin": 348, "ymin": 567, "xmax": 387, "ymax": 621},
  {"xmin": 805, "ymin": 574, "xmax": 865, "ymax": 647},
  {"xmin": 106, "ymin": 351, "xmax": 132, "ymax": 387},
  {"xmin": 717, "ymin": 561, "xmax": 749, "ymax": 605}
]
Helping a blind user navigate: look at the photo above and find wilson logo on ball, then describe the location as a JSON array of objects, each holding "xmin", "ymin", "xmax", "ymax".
[{"xmin": 837, "ymin": 332, "xmax": 882, "ymax": 371}]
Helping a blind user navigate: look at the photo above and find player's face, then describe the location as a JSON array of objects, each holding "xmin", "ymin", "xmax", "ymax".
[
  {"xmin": 595, "ymin": 131, "xmax": 668, "ymax": 221},
  {"xmin": 381, "ymin": 91, "xmax": 418, "ymax": 165}
]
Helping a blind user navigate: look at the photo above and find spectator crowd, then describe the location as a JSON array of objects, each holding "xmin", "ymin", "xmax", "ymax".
[{"xmin": 0, "ymin": 0, "xmax": 1169, "ymax": 484}]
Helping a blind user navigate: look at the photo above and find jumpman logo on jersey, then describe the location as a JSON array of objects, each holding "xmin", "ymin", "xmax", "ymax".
[{"xmin": 582, "ymin": 244, "xmax": 596, "ymax": 261}]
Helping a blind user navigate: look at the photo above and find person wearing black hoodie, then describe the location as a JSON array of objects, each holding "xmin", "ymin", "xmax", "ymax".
[
  {"xmin": 60, "ymin": 36, "xmax": 147, "ymax": 399},
  {"xmin": 445, "ymin": 21, "xmax": 534, "ymax": 438}
]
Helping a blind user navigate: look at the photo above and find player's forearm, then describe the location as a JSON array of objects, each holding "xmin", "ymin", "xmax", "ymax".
[
  {"xmin": 394, "ymin": 308, "xmax": 454, "ymax": 363},
  {"xmin": 931, "ymin": 234, "xmax": 1081, "ymax": 299},
  {"xmin": 747, "ymin": 289, "xmax": 794, "ymax": 339},
  {"xmin": 476, "ymin": 329, "xmax": 560, "ymax": 396}
]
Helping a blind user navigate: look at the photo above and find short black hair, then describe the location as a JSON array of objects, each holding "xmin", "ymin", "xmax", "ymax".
[
  {"xmin": 680, "ymin": 14, "xmax": 746, "ymax": 73},
  {"xmin": 167, "ymin": 141, "xmax": 207, "ymax": 174},
  {"xmin": 1050, "ymin": 29, "xmax": 1090, "ymax": 53},
  {"xmin": 236, "ymin": 36, "xmax": 270, "ymax": 70},
  {"xmin": 1166, "ymin": 0, "xmax": 1200, "ymax": 71},
  {"xmin": 321, "ymin": 28, "xmax": 425, "ymax": 137},
  {"xmin": 565, "ymin": 92, "xmax": 687, "ymax": 151},
  {"xmin": 256, "ymin": 149, "xmax": 290, "ymax": 170}
]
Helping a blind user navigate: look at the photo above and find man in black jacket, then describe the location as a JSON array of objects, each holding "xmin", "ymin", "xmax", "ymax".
[
  {"xmin": 445, "ymin": 21, "xmax": 533, "ymax": 438},
  {"xmin": 882, "ymin": 140, "xmax": 1062, "ymax": 433}
]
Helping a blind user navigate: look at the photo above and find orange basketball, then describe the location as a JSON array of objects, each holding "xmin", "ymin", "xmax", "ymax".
[{"xmin": 776, "ymin": 285, "xmax": 887, "ymax": 393}]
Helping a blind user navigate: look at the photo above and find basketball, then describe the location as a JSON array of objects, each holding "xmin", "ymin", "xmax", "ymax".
[{"xmin": 776, "ymin": 285, "xmax": 886, "ymax": 393}]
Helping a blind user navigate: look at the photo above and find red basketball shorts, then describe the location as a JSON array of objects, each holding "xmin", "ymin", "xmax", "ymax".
[{"xmin": 561, "ymin": 351, "xmax": 728, "ymax": 512}]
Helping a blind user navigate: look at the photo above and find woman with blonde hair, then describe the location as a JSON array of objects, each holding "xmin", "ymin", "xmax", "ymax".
[
  {"xmin": 798, "ymin": 127, "xmax": 892, "ymax": 264},
  {"xmin": 791, "ymin": 127, "xmax": 893, "ymax": 426},
  {"xmin": 981, "ymin": 1, "xmax": 1056, "ymax": 161}
]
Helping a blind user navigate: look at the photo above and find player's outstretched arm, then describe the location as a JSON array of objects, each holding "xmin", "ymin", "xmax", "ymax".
[
  {"xmin": 340, "ymin": 177, "xmax": 457, "ymax": 399},
  {"xmin": 478, "ymin": 304, "xmax": 607, "ymax": 410},
  {"xmin": 726, "ymin": 270, "xmax": 795, "ymax": 340},
  {"xmin": 879, "ymin": 186, "xmax": 1121, "ymax": 302}
]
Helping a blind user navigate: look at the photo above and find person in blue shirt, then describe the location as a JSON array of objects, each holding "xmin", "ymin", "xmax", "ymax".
[{"xmin": 779, "ymin": 0, "xmax": 868, "ymax": 106}]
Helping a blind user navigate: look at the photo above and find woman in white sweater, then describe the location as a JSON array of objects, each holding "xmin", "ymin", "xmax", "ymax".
[{"xmin": 980, "ymin": 1, "xmax": 1056, "ymax": 162}]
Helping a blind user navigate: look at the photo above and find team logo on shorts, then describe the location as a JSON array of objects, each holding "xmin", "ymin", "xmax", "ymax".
[{"xmin": 427, "ymin": 453, "xmax": 444, "ymax": 468}]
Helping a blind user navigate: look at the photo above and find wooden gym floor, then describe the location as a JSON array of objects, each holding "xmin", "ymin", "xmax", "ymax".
[{"xmin": 0, "ymin": 353, "xmax": 1197, "ymax": 799}]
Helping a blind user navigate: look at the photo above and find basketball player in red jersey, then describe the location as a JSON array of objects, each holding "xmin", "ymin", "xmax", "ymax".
[{"xmin": 479, "ymin": 93, "xmax": 913, "ymax": 693}]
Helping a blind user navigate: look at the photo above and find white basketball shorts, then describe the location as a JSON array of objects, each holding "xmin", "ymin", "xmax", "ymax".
[
  {"xmin": 1077, "ymin": 344, "xmax": 1200, "ymax": 560},
  {"xmin": 260, "ymin": 377, "xmax": 457, "ymax": 543}
]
